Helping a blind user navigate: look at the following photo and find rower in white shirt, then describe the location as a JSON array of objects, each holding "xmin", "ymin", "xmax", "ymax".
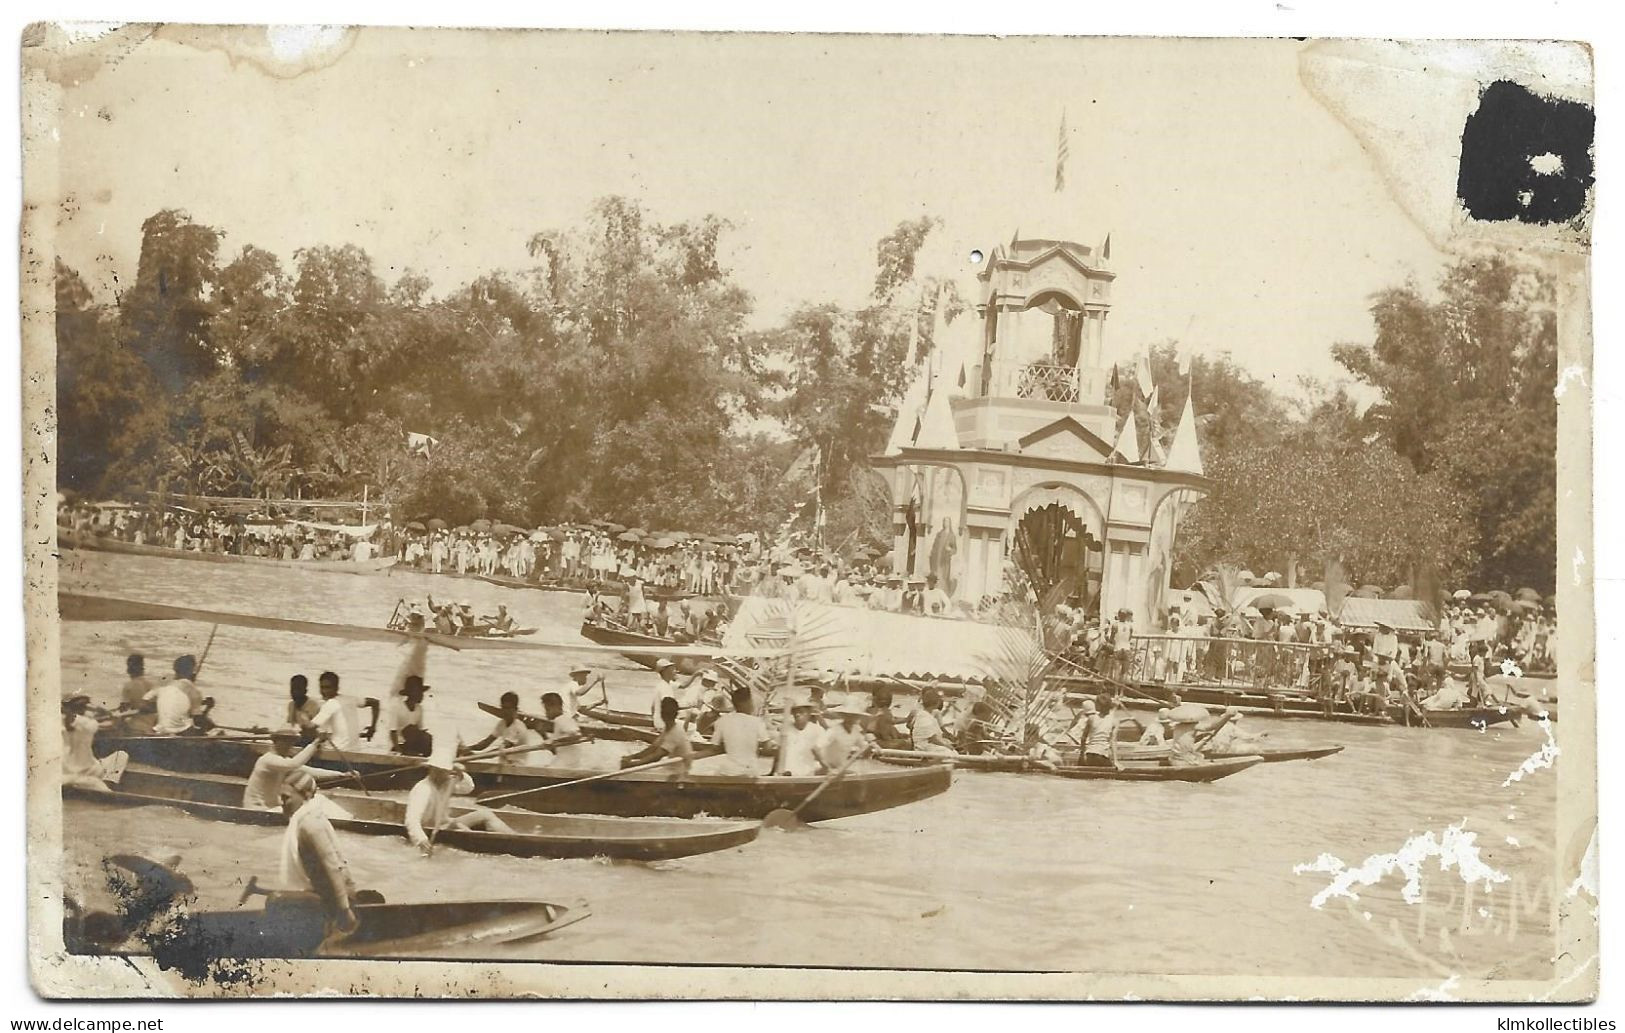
[
  {"xmin": 311, "ymin": 671, "xmax": 363, "ymax": 751},
  {"xmin": 561, "ymin": 664, "xmax": 602, "ymax": 718},
  {"xmin": 776, "ymin": 698, "xmax": 825, "ymax": 776},
  {"xmin": 705, "ymin": 686, "xmax": 772, "ymax": 775}
]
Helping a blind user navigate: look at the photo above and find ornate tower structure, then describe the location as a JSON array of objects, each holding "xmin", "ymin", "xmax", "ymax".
[{"xmin": 872, "ymin": 232, "xmax": 1208, "ymax": 625}]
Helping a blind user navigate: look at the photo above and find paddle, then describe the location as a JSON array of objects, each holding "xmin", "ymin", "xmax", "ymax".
[
  {"xmin": 313, "ymin": 739, "xmax": 556, "ymax": 792},
  {"xmin": 761, "ymin": 746, "xmax": 868, "ymax": 831},
  {"xmin": 476, "ymin": 755, "xmax": 683, "ymax": 807}
]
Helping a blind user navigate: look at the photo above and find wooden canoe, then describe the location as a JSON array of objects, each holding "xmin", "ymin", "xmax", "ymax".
[
  {"xmin": 1393, "ymin": 705, "xmax": 1522, "ymax": 730},
  {"xmin": 1206, "ymin": 744, "xmax": 1345, "ymax": 763},
  {"xmin": 99, "ymin": 736, "xmax": 954, "ymax": 822},
  {"xmin": 578, "ymin": 621, "xmax": 716, "ymax": 672},
  {"xmin": 1049, "ymin": 755, "xmax": 1265, "ymax": 782},
  {"xmin": 61, "ymin": 530, "xmax": 398, "ymax": 574},
  {"xmin": 65, "ymin": 765, "xmax": 762, "ymax": 861},
  {"xmin": 68, "ymin": 895, "xmax": 587, "ymax": 959},
  {"xmin": 873, "ymin": 749, "xmax": 1032, "ymax": 773}
]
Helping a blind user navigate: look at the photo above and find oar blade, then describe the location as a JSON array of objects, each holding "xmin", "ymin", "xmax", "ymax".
[{"xmin": 760, "ymin": 807, "xmax": 805, "ymax": 831}]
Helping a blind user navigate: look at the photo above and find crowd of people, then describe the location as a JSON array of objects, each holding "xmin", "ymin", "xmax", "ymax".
[
  {"xmin": 59, "ymin": 500, "xmax": 381, "ymax": 563},
  {"xmin": 1053, "ymin": 593, "xmax": 1557, "ymax": 715}
]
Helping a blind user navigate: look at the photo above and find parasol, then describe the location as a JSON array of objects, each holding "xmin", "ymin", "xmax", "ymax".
[
  {"xmin": 1250, "ymin": 592, "xmax": 1295, "ymax": 611},
  {"xmin": 1353, "ymin": 585, "xmax": 1383, "ymax": 598},
  {"xmin": 604, "ymin": 522, "xmax": 627, "ymax": 534},
  {"xmin": 617, "ymin": 531, "xmax": 641, "ymax": 543},
  {"xmin": 470, "ymin": 518, "xmax": 492, "ymax": 532},
  {"xmin": 427, "ymin": 518, "xmax": 447, "ymax": 530},
  {"xmin": 1515, "ymin": 587, "xmax": 1542, "ymax": 602},
  {"xmin": 405, "ymin": 521, "xmax": 426, "ymax": 531},
  {"xmin": 1452, "ymin": 589, "xmax": 1471, "ymax": 600},
  {"xmin": 650, "ymin": 537, "xmax": 677, "ymax": 549},
  {"xmin": 1236, "ymin": 569, "xmax": 1257, "ymax": 583},
  {"xmin": 1388, "ymin": 584, "xmax": 1414, "ymax": 600}
]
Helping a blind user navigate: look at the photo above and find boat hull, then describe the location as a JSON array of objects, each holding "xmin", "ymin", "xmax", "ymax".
[
  {"xmin": 99, "ymin": 736, "xmax": 954, "ymax": 822},
  {"xmin": 62, "ymin": 530, "xmax": 397, "ymax": 575},
  {"xmin": 66, "ymin": 766, "xmax": 760, "ymax": 861},
  {"xmin": 1050, "ymin": 756, "xmax": 1264, "ymax": 782}
]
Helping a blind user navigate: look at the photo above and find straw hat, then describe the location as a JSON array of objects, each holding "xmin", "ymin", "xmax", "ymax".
[
  {"xmin": 655, "ymin": 658, "xmax": 675, "ymax": 672},
  {"xmin": 569, "ymin": 664, "xmax": 592, "ymax": 676},
  {"xmin": 830, "ymin": 699, "xmax": 870, "ymax": 720}
]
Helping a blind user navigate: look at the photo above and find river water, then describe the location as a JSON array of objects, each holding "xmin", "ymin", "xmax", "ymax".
[{"xmin": 56, "ymin": 551, "xmax": 1561, "ymax": 981}]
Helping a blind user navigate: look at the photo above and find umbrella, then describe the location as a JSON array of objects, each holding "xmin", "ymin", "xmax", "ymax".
[
  {"xmin": 627, "ymin": 528, "xmax": 647, "ymax": 537},
  {"xmin": 617, "ymin": 531, "xmax": 641, "ymax": 543},
  {"xmin": 1262, "ymin": 571, "xmax": 1282, "ymax": 583},
  {"xmin": 1388, "ymin": 584, "xmax": 1414, "ymax": 600},
  {"xmin": 453, "ymin": 525, "xmax": 470, "ymax": 534},
  {"xmin": 1468, "ymin": 592, "xmax": 1494, "ymax": 603},
  {"xmin": 1353, "ymin": 585, "xmax": 1383, "ymax": 598},
  {"xmin": 1515, "ymin": 587, "xmax": 1542, "ymax": 602},
  {"xmin": 604, "ymin": 522, "xmax": 627, "ymax": 534},
  {"xmin": 494, "ymin": 522, "xmax": 524, "ymax": 535},
  {"xmin": 667, "ymin": 531, "xmax": 692, "ymax": 542},
  {"xmin": 528, "ymin": 530, "xmax": 549, "ymax": 542},
  {"xmin": 1452, "ymin": 589, "xmax": 1471, "ymax": 600},
  {"xmin": 1489, "ymin": 590, "xmax": 1514, "ymax": 608},
  {"xmin": 548, "ymin": 529, "xmax": 567, "ymax": 541},
  {"xmin": 1511, "ymin": 599, "xmax": 1539, "ymax": 612},
  {"xmin": 427, "ymin": 518, "xmax": 447, "ymax": 530},
  {"xmin": 650, "ymin": 537, "xmax": 677, "ymax": 549},
  {"xmin": 1237, "ymin": 569, "xmax": 1257, "ymax": 583},
  {"xmin": 405, "ymin": 521, "xmax": 426, "ymax": 531},
  {"xmin": 470, "ymin": 518, "xmax": 492, "ymax": 532},
  {"xmin": 1250, "ymin": 592, "xmax": 1295, "ymax": 611}
]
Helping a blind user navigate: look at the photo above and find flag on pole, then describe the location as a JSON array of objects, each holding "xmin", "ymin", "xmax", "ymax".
[
  {"xmin": 1055, "ymin": 111, "xmax": 1070, "ymax": 193},
  {"xmin": 1135, "ymin": 351, "xmax": 1156, "ymax": 399}
]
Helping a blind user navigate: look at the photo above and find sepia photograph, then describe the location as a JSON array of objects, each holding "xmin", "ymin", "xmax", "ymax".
[{"xmin": 19, "ymin": 24, "xmax": 1597, "ymax": 1003}]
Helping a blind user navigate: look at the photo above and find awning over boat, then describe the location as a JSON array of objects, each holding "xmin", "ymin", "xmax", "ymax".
[
  {"xmin": 1335, "ymin": 596, "xmax": 1438, "ymax": 632},
  {"xmin": 720, "ymin": 598, "xmax": 1030, "ymax": 682}
]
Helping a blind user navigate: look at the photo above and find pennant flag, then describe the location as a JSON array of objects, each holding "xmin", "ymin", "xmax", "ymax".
[
  {"xmin": 1112, "ymin": 410, "xmax": 1141, "ymax": 464},
  {"xmin": 1101, "ymin": 233, "xmax": 1112, "ymax": 261},
  {"xmin": 1055, "ymin": 111, "xmax": 1070, "ymax": 193},
  {"xmin": 1164, "ymin": 383, "xmax": 1204, "ymax": 475},
  {"xmin": 1135, "ymin": 351, "xmax": 1156, "ymax": 399}
]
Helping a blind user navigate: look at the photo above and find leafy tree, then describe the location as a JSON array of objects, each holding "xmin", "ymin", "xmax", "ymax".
[
  {"xmin": 1333, "ymin": 255, "xmax": 1557, "ymax": 589},
  {"xmin": 121, "ymin": 209, "xmax": 222, "ymax": 392}
]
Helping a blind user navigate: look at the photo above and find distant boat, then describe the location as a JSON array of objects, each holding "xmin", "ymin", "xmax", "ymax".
[{"xmin": 61, "ymin": 530, "xmax": 397, "ymax": 575}]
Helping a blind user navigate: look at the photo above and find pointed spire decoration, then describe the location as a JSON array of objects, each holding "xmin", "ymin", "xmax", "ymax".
[
  {"xmin": 885, "ymin": 365, "xmax": 930, "ymax": 455},
  {"xmin": 1147, "ymin": 434, "xmax": 1168, "ymax": 467},
  {"xmin": 1112, "ymin": 410, "xmax": 1141, "ymax": 464},
  {"xmin": 1165, "ymin": 380, "xmax": 1205, "ymax": 476},
  {"xmin": 914, "ymin": 380, "xmax": 960, "ymax": 451}
]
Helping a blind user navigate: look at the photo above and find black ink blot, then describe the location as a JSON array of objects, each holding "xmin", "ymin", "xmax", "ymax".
[{"xmin": 1458, "ymin": 79, "xmax": 1594, "ymax": 225}]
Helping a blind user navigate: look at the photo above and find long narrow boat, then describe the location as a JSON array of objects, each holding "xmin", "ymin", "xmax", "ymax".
[
  {"xmin": 872, "ymin": 749, "xmax": 1032, "ymax": 773},
  {"xmin": 61, "ymin": 530, "xmax": 399, "ymax": 575},
  {"xmin": 1205, "ymin": 744, "xmax": 1345, "ymax": 763},
  {"xmin": 99, "ymin": 737, "xmax": 954, "ymax": 822},
  {"xmin": 65, "ymin": 766, "xmax": 761, "ymax": 861},
  {"xmin": 1049, "ymin": 755, "xmax": 1264, "ymax": 782},
  {"xmin": 70, "ymin": 895, "xmax": 589, "ymax": 959},
  {"xmin": 579, "ymin": 621, "xmax": 717, "ymax": 672}
]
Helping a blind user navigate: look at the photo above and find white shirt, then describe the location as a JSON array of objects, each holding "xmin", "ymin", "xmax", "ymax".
[
  {"xmin": 779, "ymin": 722, "xmax": 824, "ymax": 777},
  {"xmin": 380, "ymin": 697, "xmax": 426, "ymax": 744},
  {"xmin": 313, "ymin": 695, "xmax": 360, "ymax": 751},
  {"xmin": 144, "ymin": 680, "xmax": 196, "ymax": 735},
  {"xmin": 711, "ymin": 711, "xmax": 766, "ymax": 775},
  {"xmin": 243, "ymin": 745, "xmax": 316, "ymax": 811},
  {"xmin": 404, "ymin": 771, "xmax": 475, "ymax": 848}
]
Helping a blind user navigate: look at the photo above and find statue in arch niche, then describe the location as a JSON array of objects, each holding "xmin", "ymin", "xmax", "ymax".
[{"xmin": 929, "ymin": 518, "xmax": 959, "ymax": 597}]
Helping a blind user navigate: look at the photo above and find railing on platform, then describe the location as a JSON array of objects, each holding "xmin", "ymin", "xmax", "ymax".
[
  {"xmin": 1014, "ymin": 362, "xmax": 1083, "ymax": 402},
  {"xmin": 1068, "ymin": 633, "xmax": 1336, "ymax": 693}
]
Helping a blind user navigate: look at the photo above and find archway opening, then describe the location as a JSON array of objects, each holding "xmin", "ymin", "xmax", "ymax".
[{"xmin": 1013, "ymin": 502, "xmax": 1102, "ymax": 612}]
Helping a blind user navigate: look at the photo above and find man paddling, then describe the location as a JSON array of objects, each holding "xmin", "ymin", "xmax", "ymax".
[
  {"xmin": 907, "ymin": 689, "xmax": 956, "ymax": 757},
  {"xmin": 279, "ymin": 770, "xmax": 360, "ymax": 937},
  {"xmin": 62, "ymin": 693, "xmax": 128, "ymax": 792},
  {"xmin": 778, "ymin": 699, "xmax": 826, "ymax": 775},
  {"xmin": 561, "ymin": 664, "xmax": 600, "ymax": 718},
  {"xmin": 115, "ymin": 655, "xmax": 156, "ymax": 734},
  {"xmin": 380, "ymin": 676, "xmax": 433, "ymax": 756},
  {"xmin": 311, "ymin": 671, "xmax": 368, "ymax": 751},
  {"xmin": 405, "ymin": 744, "xmax": 516, "ymax": 855},
  {"xmin": 286, "ymin": 675, "xmax": 320, "ymax": 737},
  {"xmin": 468, "ymin": 691, "xmax": 535, "ymax": 754},
  {"xmin": 705, "ymin": 685, "xmax": 770, "ymax": 776},
  {"xmin": 620, "ymin": 697, "xmax": 694, "ymax": 776},
  {"xmin": 243, "ymin": 729, "xmax": 321, "ymax": 811},
  {"xmin": 818, "ymin": 700, "xmax": 872, "ymax": 769},
  {"xmin": 142, "ymin": 655, "xmax": 210, "ymax": 736}
]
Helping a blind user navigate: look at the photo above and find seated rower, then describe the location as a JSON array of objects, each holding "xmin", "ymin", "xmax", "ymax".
[
  {"xmin": 243, "ymin": 728, "xmax": 321, "ymax": 811},
  {"xmin": 701, "ymin": 685, "xmax": 771, "ymax": 776},
  {"xmin": 777, "ymin": 698, "xmax": 826, "ymax": 776},
  {"xmin": 817, "ymin": 700, "xmax": 873, "ymax": 770},
  {"xmin": 529, "ymin": 692, "xmax": 585, "ymax": 766},
  {"xmin": 311, "ymin": 671, "xmax": 366, "ymax": 751},
  {"xmin": 404, "ymin": 745, "xmax": 515, "ymax": 856},
  {"xmin": 286, "ymin": 675, "xmax": 320, "ymax": 739},
  {"xmin": 620, "ymin": 697, "xmax": 694, "ymax": 775},
  {"xmin": 381, "ymin": 676, "xmax": 433, "ymax": 757},
  {"xmin": 866, "ymin": 689, "xmax": 909, "ymax": 751},
  {"xmin": 468, "ymin": 691, "xmax": 537, "ymax": 756},
  {"xmin": 115, "ymin": 654, "xmax": 156, "ymax": 733},
  {"xmin": 480, "ymin": 605, "xmax": 517, "ymax": 634},
  {"xmin": 142, "ymin": 655, "xmax": 210, "ymax": 736},
  {"xmin": 279, "ymin": 770, "xmax": 360, "ymax": 938},
  {"xmin": 561, "ymin": 664, "xmax": 601, "ymax": 718},
  {"xmin": 1422, "ymin": 676, "xmax": 1471, "ymax": 711},
  {"xmin": 62, "ymin": 693, "xmax": 127, "ymax": 792},
  {"xmin": 908, "ymin": 689, "xmax": 956, "ymax": 757}
]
